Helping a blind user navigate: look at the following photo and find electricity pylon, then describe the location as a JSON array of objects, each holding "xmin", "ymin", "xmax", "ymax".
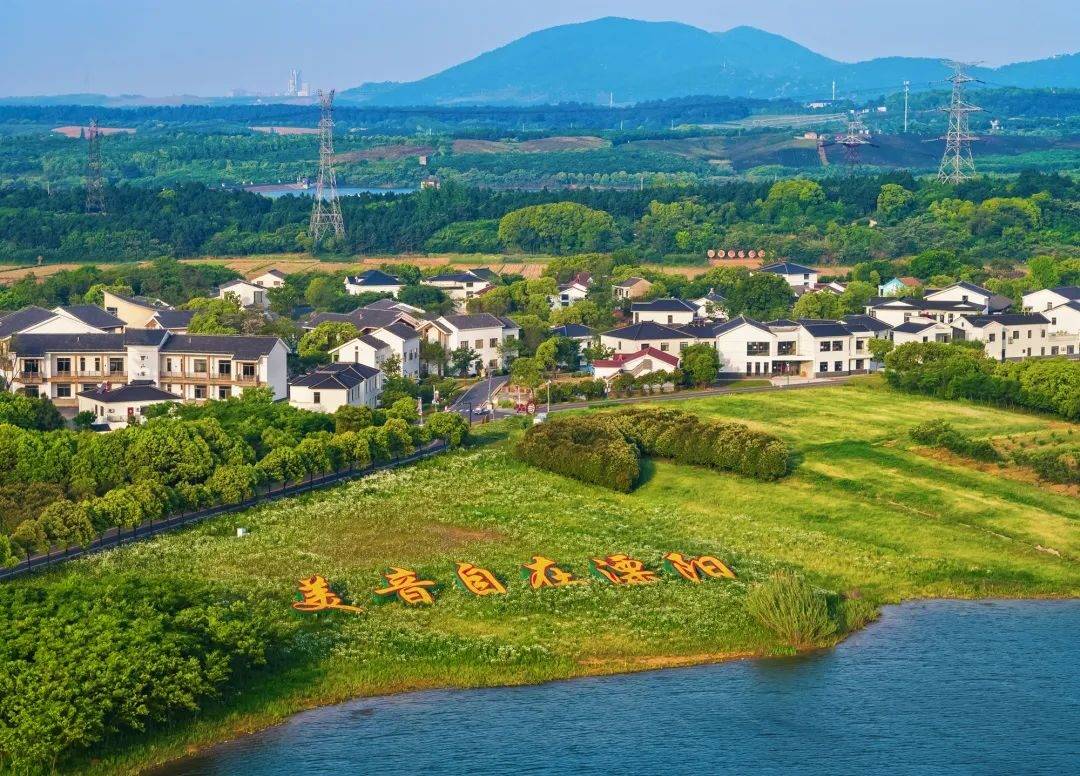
[
  {"xmin": 309, "ymin": 89, "xmax": 345, "ymax": 247},
  {"xmin": 937, "ymin": 61, "xmax": 982, "ymax": 184}
]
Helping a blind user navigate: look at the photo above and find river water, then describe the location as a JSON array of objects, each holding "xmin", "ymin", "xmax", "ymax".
[{"xmin": 157, "ymin": 600, "xmax": 1079, "ymax": 775}]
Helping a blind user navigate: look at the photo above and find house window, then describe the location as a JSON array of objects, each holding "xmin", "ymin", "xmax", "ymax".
[
  {"xmin": 835, "ymin": 361, "xmax": 843, "ymax": 372},
  {"xmin": 855, "ymin": 359, "xmax": 865, "ymax": 370},
  {"xmin": 989, "ymin": 333, "xmax": 996, "ymax": 342},
  {"xmin": 778, "ymin": 341, "xmax": 795, "ymax": 355},
  {"xmin": 667, "ymin": 315, "xmax": 674, "ymax": 324},
  {"xmin": 108, "ymin": 358, "xmax": 124, "ymax": 375},
  {"xmin": 94, "ymin": 357, "xmax": 101, "ymax": 372},
  {"xmin": 55, "ymin": 384, "xmax": 71, "ymax": 398},
  {"xmin": 81, "ymin": 384, "xmax": 96, "ymax": 392},
  {"xmin": 218, "ymin": 386, "xmax": 229, "ymax": 400},
  {"xmin": 23, "ymin": 387, "xmax": 39, "ymax": 398},
  {"xmin": 313, "ymin": 391, "xmax": 321, "ymax": 404},
  {"xmin": 166, "ymin": 358, "xmax": 174, "ymax": 373},
  {"xmin": 745, "ymin": 362, "xmax": 752, "ymax": 375},
  {"xmin": 194, "ymin": 386, "xmax": 207, "ymax": 399},
  {"xmin": 747, "ymin": 342, "xmax": 770, "ymax": 356},
  {"xmin": 1040, "ymin": 330, "xmax": 1045, "ymax": 338},
  {"xmin": 922, "ymin": 336, "xmax": 929, "ymax": 343},
  {"xmin": 1027, "ymin": 330, "xmax": 1032, "ymax": 339},
  {"xmin": 679, "ymin": 342, "xmax": 688, "ymax": 351},
  {"xmin": 474, "ymin": 339, "xmax": 483, "ymax": 349},
  {"xmin": 489, "ymin": 337, "xmax": 498, "ymax": 347},
  {"xmin": 193, "ymin": 359, "xmax": 208, "ymax": 374},
  {"xmin": 660, "ymin": 342, "xmax": 669, "ymax": 352},
  {"xmin": 78, "ymin": 357, "xmax": 86, "ymax": 371},
  {"xmin": 488, "ymin": 358, "xmax": 498, "ymax": 368},
  {"xmin": 217, "ymin": 361, "xmax": 231, "ymax": 377},
  {"xmin": 22, "ymin": 359, "xmax": 40, "ymax": 375},
  {"xmin": 55, "ymin": 357, "xmax": 71, "ymax": 374},
  {"xmin": 241, "ymin": 363, "xmax": 256, "ymax": 378},
  {"xmin": 832, "ymin": 340, "xmax": 843, "ymax": 350},
  {"xmin": 855, "ymin": 340, "xmax": 865, "ymax": 352},
  {"xmin": 819, "ymin": 362, "xmax": 828, "ymax": 373}
]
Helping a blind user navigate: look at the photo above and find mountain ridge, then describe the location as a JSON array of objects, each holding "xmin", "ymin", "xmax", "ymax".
[{"xmin": 340, "ymin": 17, "xmax": 1080, "ymax": 106}]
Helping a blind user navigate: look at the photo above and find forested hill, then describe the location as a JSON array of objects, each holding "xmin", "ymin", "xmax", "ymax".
[{"xmin": 341, "ymin": 17, "xmax": 1080, "ymax": 106}]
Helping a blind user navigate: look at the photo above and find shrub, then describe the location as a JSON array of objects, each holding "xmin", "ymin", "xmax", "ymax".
[
  {"xmin": 910, "ymin": 419, "xmax": 1001, "ymax": 462},
  {"xmin": 515, "ymin": 416, "xmax": 639, "ymax": 492},
  {"xmin": 1012, "ymin": 447, "xmax": 1080, "ymax": 485},
  {"xmin": 745, "ymin": 571, "xmax": 838, "ymax": 649}
]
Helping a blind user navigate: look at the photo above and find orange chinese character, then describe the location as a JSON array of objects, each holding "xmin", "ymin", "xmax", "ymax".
[
  {"xmin": 662, "ymin": 552, "xmax": 736, "ymax": 582},
  {"xmin": 521, "ymin": 555, "xmax": 585, "ymax": 589},
  {"xmin": 291, "ymin": 574, "xmax": 364, "ymax": 613},
  {"xmin": 590, "ymin": 554, "xmax": 658, "ymax": 585},
  {"xmin": 374, "ymin": 567, "xmax": 437, "ymax": 606},
  {"xmin": 454, "ymin": 562, "xmax": 507, "ymax": 596}
]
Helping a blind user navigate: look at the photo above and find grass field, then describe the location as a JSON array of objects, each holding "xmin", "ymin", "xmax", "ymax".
[{"xmin": 24, "ymin": 377, "xmax": 1080, "ymax": 773}]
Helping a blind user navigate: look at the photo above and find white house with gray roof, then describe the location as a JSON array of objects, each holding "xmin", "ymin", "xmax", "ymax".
[
  {"xmin": 630, "ymin": 298, "xmax": 699, "ymax": 326},
  {"xmin": 217, "ymin": 279, "xmax": 269, "ymax": 310},
  {"xmin": 289, "ymin": 363, "xmax": 383, "ymax": 413},
  {"xmin": 77, "ymin": 381, "xmax": 182, "ymax": 429},
  {"xmin": 345, "ymin": 270, "xmax": 403, "ymax": 298},
  {"xmin": 420, "ymin": 313, "xmax": 519, "ymax": 375}
]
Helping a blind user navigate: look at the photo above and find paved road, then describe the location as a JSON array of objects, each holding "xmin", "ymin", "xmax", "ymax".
[{"xmin": 450, "ymin": 375, "xmax": 509, "ymax": 421}]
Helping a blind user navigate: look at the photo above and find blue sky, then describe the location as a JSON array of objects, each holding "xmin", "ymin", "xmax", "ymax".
[{"xmin": 2, "ymin": 0, "xmax": 1077, "ymax": 96}]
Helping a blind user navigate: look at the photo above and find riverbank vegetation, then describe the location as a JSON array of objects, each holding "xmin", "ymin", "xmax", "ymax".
[{"xmin": 2, "ymin": 378, "xmax": 1077, "ymax": 773}]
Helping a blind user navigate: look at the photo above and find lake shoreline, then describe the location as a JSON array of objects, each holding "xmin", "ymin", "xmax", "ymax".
[{"xmin": 133, "ymin": 594, "xmax": 1079, "ymax": 776}]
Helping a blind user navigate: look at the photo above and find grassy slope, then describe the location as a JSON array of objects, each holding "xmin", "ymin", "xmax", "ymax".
[{"xmin": 62, "ymin": 377, "xmax": 1078, "ymax": 773}]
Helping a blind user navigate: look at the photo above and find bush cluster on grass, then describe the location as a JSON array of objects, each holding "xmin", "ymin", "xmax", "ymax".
[
  {"xmin": 515, "ymin": 407, "xmax": 791, "ymax": 491},
  {"xmin": 1011, "ymin": 447, "xmax": 1080, "ymax": 485},
  {"xmin": 909, "ymin": 418, "xmax": 1001, "ymax": 462},
  {"xmin": 0, "ymin": 573, "xmax": 296, "ymax": 773},
  {"xmin": 885, "ymin": 342, "xmax": 1080, "ymax": 421},
  {"xmin": 745, "ymin": 571, "xmax": 838, "ymax": 649},
  {"xmin": 545, "ymin": 378, "xmax": 608, "ymax": 403},
  {"xmin": 515, "ymin": 416, "xmax": 640, "ymax": 492},
  {"xmin": 612, "ymin": 407, "xmax": 792, "ymax": 481}
]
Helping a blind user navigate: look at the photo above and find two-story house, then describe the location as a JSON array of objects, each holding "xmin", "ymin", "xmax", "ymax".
[
  {"xmin": 954, "ymin": 314, "xmax": 1051, "ymax": 361},
  {"xmin": 422, "ymin": 271, "xmax": 491, "ymax": 310},
  {"xmin": 217, "ymin": 279, "xmax": 269, "ymax": 310},
  {"xmin": 344, "ymin": 269, "xmax": 403, "ymax": 298},
  {"xmin": 421, "ymin": 313, "xmax": 519, "ymax": 375},
  {"xmin": 630, "ymin": 299, "xmax": 699, "ymax": 326},
  {"xmin": 288, "ymin": 363, "xmax": 383, "ymax": 413},
  {"xmin": 757, "ymin": 262, "xmax": 819, "ymax": 289}
]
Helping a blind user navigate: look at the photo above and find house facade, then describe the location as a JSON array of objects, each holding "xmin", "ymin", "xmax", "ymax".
[
  {"xmin": 757, "ymin": 262, "xmax": 819, "ymax": 289},
  {"xmin": 1023, "ymin": 286, "xmax": 1080, "ymax": 314},
  {"xmin": 613, "ymin": 277, "xmax": 653, "ymax": 300},
  {"xmin": 422, "ymin": 271, "xmax": 491, "ymax": 309},
  {"xmin": 630, "ymin": 299, "xmax": 698, "ymax": 326},
  {"xmin": 954, "ymin": 314, "xmax": 1054, "ymax": 361},
  {"xmin": 77, "ymin": 381, "xmax": 182, "ymax": 429},
  {"xmin": 217, "ymin": 279, "xmax": 269, "ymax": 310},
  {"xmin": 289, "ymin": 363, "xmax": 383, "ymax": 413},
  {"xmin": 253, "ymin": 269, "xmax": 287, "ymax": 289},
  {"xmin": 421, "ymin": 313, "xmax": 519, "ymax": 375},
  {"xmin": 592, "ymin": 347, "xmax": 680, "ymax": 382},
  {"xmin": 344, "ymin": 270, "xmax": 403, "ymax": 298}
]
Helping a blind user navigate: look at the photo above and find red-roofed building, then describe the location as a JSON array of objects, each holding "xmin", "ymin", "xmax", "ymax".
[{"xmin": 591, "ymin": 347, "xmax": 680, "ymax": 382}]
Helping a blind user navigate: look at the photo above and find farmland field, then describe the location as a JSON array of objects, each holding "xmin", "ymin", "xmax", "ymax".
[{"xmin": 16, "ymin": 377, "xmax": 1080, "ymax": 774}]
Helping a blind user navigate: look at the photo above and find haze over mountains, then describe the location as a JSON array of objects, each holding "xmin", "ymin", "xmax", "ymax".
[{"xmin": 340, "ymin": 17, "xmax": 1080, "ymax": 106}]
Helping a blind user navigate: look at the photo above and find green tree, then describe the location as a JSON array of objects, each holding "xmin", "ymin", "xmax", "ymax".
[
  {"xmin": 449, "ymin": 344, "xmax": 480, "ymax": 376},
  {"xmin": 498, "ymin": 202, "xmax": 616, "ymax": 254},
  {"xmin": 728, "ymin": 274, "xmax": 794, "ymax": 320},
  {"xmin": 876, "ymin": 183, "xmax": 916, "ymax": 222},
  {"xmin": 682, "ymin": 343, "xmax": 720, "ymax": 387},
  {"xmin": 793, "ymin": 291, "xmax": 842, "ymax": 320}
]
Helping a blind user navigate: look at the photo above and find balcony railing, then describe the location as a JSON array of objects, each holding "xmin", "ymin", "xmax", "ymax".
[{"xmin": 18, "ymin": 372, "xmax": 45, "ymax": 383}]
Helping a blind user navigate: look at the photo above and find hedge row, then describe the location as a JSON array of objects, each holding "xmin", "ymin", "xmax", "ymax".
[
  {"xmin": 1012, "ymin": 447, "xmax": 1080, "ymax": 485},
  {"xmin": 515, "ymin": 407, "xmax": 792, "ymax": 491},
  {"xmin": 909, "ymin": 419, "xmax": 1001, "ymax": 462},
  {"xmin": 515, "ymin": 415, "xmax": 639, "ymax": 492},
  {"xmin": 611, "ymin": 407, "xmax": 792, "ymax": 481}
]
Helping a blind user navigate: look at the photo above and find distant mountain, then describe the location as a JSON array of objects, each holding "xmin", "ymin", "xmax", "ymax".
[{"xmin": 339, "ymin": 17, "xmax": 1080, "ymax": 106}]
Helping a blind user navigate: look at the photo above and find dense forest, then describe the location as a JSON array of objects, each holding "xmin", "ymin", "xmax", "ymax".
[{"xmin": 0, "ymin": 171, "xmax": 1076, "ymax": 267}]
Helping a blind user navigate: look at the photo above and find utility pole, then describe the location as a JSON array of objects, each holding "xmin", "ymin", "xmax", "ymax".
[
  {"xmin": 938, "ymin": 61, "xmax": 981, "ymax": 183},
  {"xmin": 309, "ymin": 89, "xmax": 345, "ymax": 247},
  {"xmin": 903, "ymin": 81, "xmax": 910, "ymax": 133},
  {"xmin": 85, "ymin": 118, "xmax": 106, "ymax": 215}
]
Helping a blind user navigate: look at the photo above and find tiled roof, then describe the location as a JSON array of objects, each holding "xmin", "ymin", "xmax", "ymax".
[
  {"xmin": 11, "ymin": 332, "xmax": 125, "ymax": 355},
  {"xmin": 441, "ymin": 313, "xmax": 510, "ymax": 330},
  {"xmin": 358, "ymin": 334, "xmax": 389, "ymax": 349},
  {"xmin": 160, "ymin": 334, "xmax": 283, "ymax": 359},
  {"xmin": 77, "ymin": 380, "xmax": 181, "ymax": 404},
  {"xmin": 380, "ymin": 321, "xmax": 420, "ymax": 340},
  {"xmin": 842, "ymin": 314, "xmax": 892, "ymax": 333},
  {"xmin": 713, "ymin": 316, "xmax": 773, "ymax": 336},
  {"xmin": 760, "ymin": 262, "xmax": 816, "ymax": 275},
  {"xmin": 893, "ymin": 320, "xmax": 941, "ymax": 334},
  {"xmin": 58, "ymin": 305, "xmax": 125, "ymax": 330},
  {"xmin": 614, "ymin": 276, "xmax": 649, "ymax": 288},
  {"xmin": 123, "ymin": 329, "xmax": 170, "ymax": 346},
  {"xmin": 290, "ymin": 363, "xmax": 380, "ymax": 390},
  {"xmin": 0, "ymin": 306, "xmax": 56, "ymax": 338},
  {"xmin": 550, "ymin": 323, "xmax": 595, "ymax": 338},
  {"xmin": 592, "ymin": 346, "xmax": 680, "ymax": 369},
  {"xmin": 602, "ymin": 321, "xmax": 688, "ymax": 341},
  {"xmin": 962, "ymin": 313, "xmax": 1050, "ymax": 328},
  {"xmin": 150, "ymin": 309, "xmax": 195, "ymax": 329},
  {"xmin": 1049, "ymin": 286, "xmax": 1080, "ymax": 300},
  {"xmin": 631, "ymin": 298, "xmax": 698, "ymax": 313},
  {"xmin": 348, "ymin": 269, "xmax": 401, "ymax": 286}
]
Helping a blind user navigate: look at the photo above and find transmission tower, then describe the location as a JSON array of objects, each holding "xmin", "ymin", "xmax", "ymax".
[
  {"xmin": 309, "ymin": 89, "xmax": 345, "ymax": 246},
  {"xmin": 837, "ymin": 112, "xmax": 871, "ymax": 165},
  {"xmin": 85, "ymin": 118, "xmax": 107, "ymax": 215},
  {"xmin": 937, "ymin": 61, "xmax": 982, "ymax": 184}
]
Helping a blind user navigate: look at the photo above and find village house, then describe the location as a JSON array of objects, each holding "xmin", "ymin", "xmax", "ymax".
[
  {"xmin": 867, "ymin": 297, "xmax": 984, "ymax": 327},
  {"xmin": 693, "ymin": 291, "xmax": 727, "ymax": 319},
  {"xmin": 757, "ymin": 261, "xmax": 819, "ymax": 289},
  {"xmin": 550, "ymin": 323, "xmax": 596, "ymax": 346},
  {"xmin": 305, "ymin": 299, "xmax": 423, "ymax": 333},
  {"xmin": 252, "ymin": 269, "xmax": 287, "ymax": 289},
  {"xmin": 344, "ymin": 269, "xmax": 403, "ymax": 298},
  {"xmin": 924, "ymin": 282, "xmax": 1012, "ymax": 313},
  {"xmin": 612, "ymin": 277, "xmax": 653, "ymax": 301},
  {"xmin": 1022, "ymin": 286, "xmax": 1080, "ymax": 314},
  {"xmin": 1042, "ymin": 301, "xmax": 1080, "ymax": 343},
  {"xmin": 100, "ymin": 290, "xmax": 175, "ymax": 329},
  {"xmin": 145, "ymin": 309, "xmax": 195, "ymax": 333},
  {"xmin": 328, "ymin": 321, "xmax": 421, "ymax": 379},
  {"xmin": 954, "ymin": 313, "xmax": 1057, "ymax": 361},
  {"xmin": 550, "ymin": 279, "xmax": 590, "ymax": 309},
  {"xmin": 599, "ymin": 321, "xmax": 698, "ymax": 357},
  {"xmin": 630, "ymin": 298, "xmax": 699, "ymax": 326},
  {"xmin": 4, "ymin": 329, "xmax": 289, "ymax": 406},
  {"xmin": 422, "ymin": 270, "xmax": 492, "ymax": 309},
  {"xmin": 888, "ymin": 319, "xmax": 958, "ymax": 347},
  {"xmin": 591, "ymin": 347, "xmax": 680, "ymax": 382},
  {"xmin": 420, "ymin": 313, "xmax": 519, "ymax": 375},
  {"xmin": 77, "ymin": 381, "xmax": 182, "ymax": 430},
  {"xmin": 288, "ymin": 363, "xmax": 383, "ymax": 413},
  {"xmin": 217, "ymin": 279, "xmax": 269, "ymax": 310}
]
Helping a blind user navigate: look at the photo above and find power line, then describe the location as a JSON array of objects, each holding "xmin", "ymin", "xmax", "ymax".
[
  {"xmin": 937, "ymin": 61, "xmax": 982, "ymax": 183},
  {"xmin": 85, "ymin": 118, "xmax": 107, "ymax": 215},
  {"xmin": 309, "ymin": 89, "xmax": 345, "ymax": 248}
]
